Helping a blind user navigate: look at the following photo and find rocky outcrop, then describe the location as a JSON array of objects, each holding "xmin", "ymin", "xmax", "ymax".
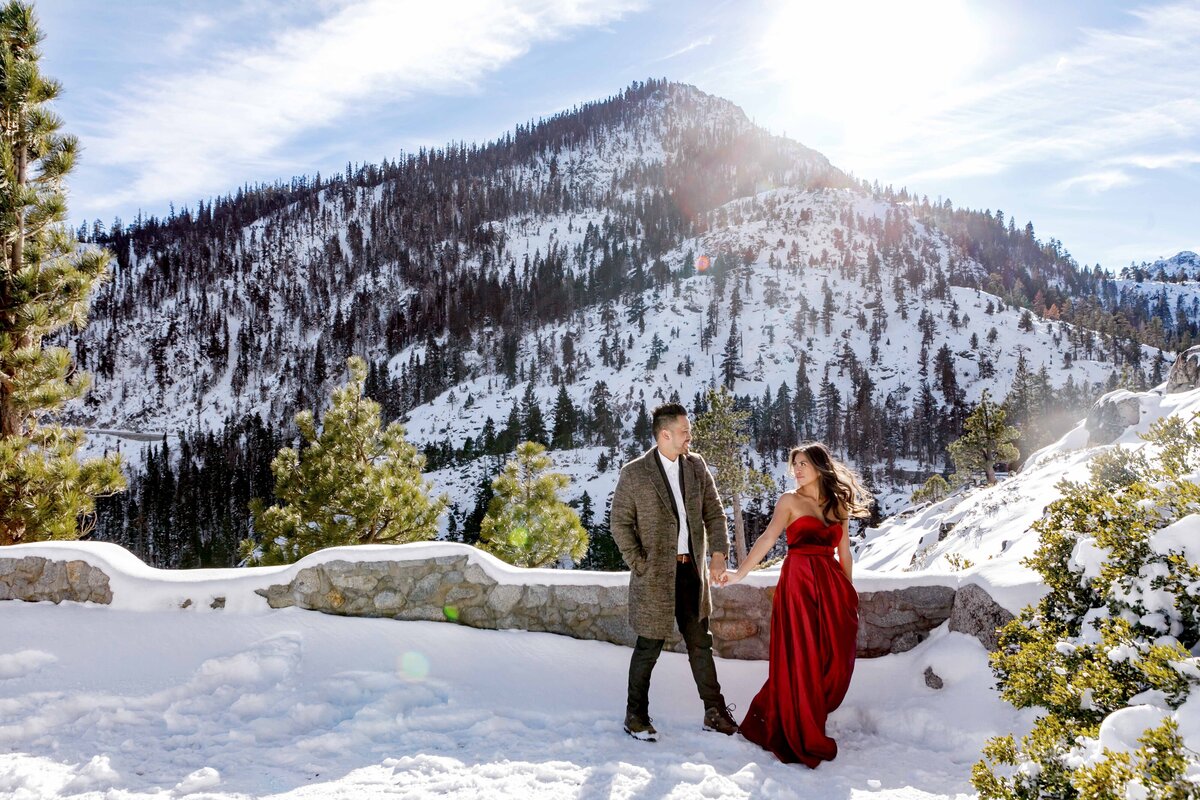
[
  {"xmin": 855, "ymin": 585, "xmax": 957, "ymax": 657},
  {"xmin": 1085, "ymin": 390, "xmax": 1143, "ymax": 446},
  {"xmin": 1165, "ymin": 345, "xmax": 1200, "ymax": 394},
  {"xmin": 0, "ymin": 557, "xmax": 112, "ymax": 604},
  {"xmin": 948, "ymin": 582, "xmax": 1015, "ymax": 651}
]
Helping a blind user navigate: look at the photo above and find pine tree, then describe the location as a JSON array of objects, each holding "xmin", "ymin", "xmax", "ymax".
[
  {"xmin": 948, "ymin": 390, "xmax": 1019, "ymax": 485},
  {"xmin": 480, "ymin": 441, "xmax": 588, "ymax": 568},
  {"xmin": 720, "ymin": 326, "xmax": 741, "ymax": 389},
  {"xmin": 692, "ymin": 386, "xmax": 773, "ymax": 563},
  {"xmin": 0, "ymin": 2, "xmax": 124, "ymax": 545},
  {"xmin": 550, "ymin": 383, "xmax": 576, "ymax": 450},
  {"xmin": 577, "ymin": 490, "xmax": 624, "ymax": 571},
  {"xmin": 242, "ymin": 357, "xmax": 446, "ymax": 565},
  {"xmin": 632, "ymin": 402, "xmax": 652, "ymax": 445},
  {"xmin": 520, "ymin": 382, "xmax": 548, "ymax": 446}
]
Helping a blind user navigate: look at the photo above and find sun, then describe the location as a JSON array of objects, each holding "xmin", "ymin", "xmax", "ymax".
[{"xmin": 759, "ymin": 0, "xmax": 985, "ymax": 131}]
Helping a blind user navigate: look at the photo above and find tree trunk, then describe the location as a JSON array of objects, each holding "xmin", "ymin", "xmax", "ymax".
[{"xmin": 730, "ymin": 489, "xmax": 747, "ymax": 564}]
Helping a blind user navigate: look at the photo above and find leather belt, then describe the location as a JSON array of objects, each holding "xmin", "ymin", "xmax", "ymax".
[
  {"xmin": 788, "ymin": 544, "xmax": 835, "ymax": 557},
  {"xmin": 677, "ymin": 554, "xmax": 691, "ymax": 563}
]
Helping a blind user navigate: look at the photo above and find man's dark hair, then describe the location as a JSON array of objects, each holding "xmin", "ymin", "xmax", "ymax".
[{"xmin": 651, "ymin": 403, "xmax": 688, "ymax": 438}]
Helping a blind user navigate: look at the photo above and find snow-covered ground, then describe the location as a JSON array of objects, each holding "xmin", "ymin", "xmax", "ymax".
[
  {"xmin": 10, "ymin": 371, "xmax": 1200, "ymax": 798},
  {"xmin": 0, "ymin": 600, "xmax": 1028, "ymax": 799}
]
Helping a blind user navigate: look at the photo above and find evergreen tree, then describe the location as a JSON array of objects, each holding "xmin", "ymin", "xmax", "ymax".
[
  {"xmin": 589, "ymin": 380, "xmax": 617, "ymax": 447},
  {"xmin": 0, "ymin": 2, "xmax": 124, "ymax": 545},
  {"xmin": 520, "ymin": 382, "xmax": 548, "ymax": 446},
  {"xmin": 578, "ymin": 491, "xmax": 624, "ymax": 571},
  {"xmin": 948, "ymin": 390, "xmax": 1019, "ymax": 485},
  {"xmin": 974, "ymin": 417, "xmax": 1200, "ymax": 798},
  {"xmin": 720, "ymin": 326, "xmax": 741, "ymax": 389},
  {"xmin": 498, "ymin": 399, "xmax": 521, "ymax": 452},
  {"xmin": 910, "ymin": 474, "xmax": 950, "ymax": 505},
  {"xmin": 646, "ymin": 332, "xmax": 667, "ymax": 370},
  {"xmin": 692, "ymin": 386, "xmax": 773, "ymax": 563},
  {"xmin": 461, "ymin": 457, "xmax": 501, "ymax": 545},
  {"xmin": 550, "ymin": 384, "xmax": 577, "ymax": 450},
  {"xmin": 793, "ymin": 356, "xmax": 815, "ymax": 438},
  {"xmin": 631, "ymin": 402, "xmax": 652, "ymax": 446},
  {"xmin": 242, "ymin": 357, "xmax": 446, "ymax": 565},
  {"xmin": 480, "ymin": 441, "xmax": 588, "ymax": 568}
]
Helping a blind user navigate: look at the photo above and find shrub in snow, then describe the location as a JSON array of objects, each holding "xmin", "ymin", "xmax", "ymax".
[
  {"xmin": 480, "ymin": 441, "xmax": 588, "ymax": 568},
  {"xmin": 973, "ymin": 415, "xmax": 1200, "ymax": 798},
  {"xmin": 911, "ymin": 474, "xmax": 951, "ymax": 505},
  {"xmin": 240, "ymin": 357, "xmax": 446, "ymax": 565}
]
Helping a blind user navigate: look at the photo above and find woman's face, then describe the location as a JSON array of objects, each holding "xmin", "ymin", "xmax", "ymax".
[{"xmin": 791, "ymin": 453, "xmax": 819, "ymax": 489}]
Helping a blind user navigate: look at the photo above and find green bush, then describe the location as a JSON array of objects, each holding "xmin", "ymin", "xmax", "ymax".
[{"xmin": 973, "ymin": 414, "xmax": 1200, "ymax": 799}]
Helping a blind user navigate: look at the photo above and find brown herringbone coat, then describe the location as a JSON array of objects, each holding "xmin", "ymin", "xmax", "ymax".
[{"xmin": 609, "ymin": 447, "xmax": 730, "ymax": 640}]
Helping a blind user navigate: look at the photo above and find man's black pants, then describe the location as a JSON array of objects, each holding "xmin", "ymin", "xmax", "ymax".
[{"xmin": 626, "ymin": 561, "xmax": 724, "ymax": 718}]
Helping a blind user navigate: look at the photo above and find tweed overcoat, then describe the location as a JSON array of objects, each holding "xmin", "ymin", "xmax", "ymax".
[{"xmin": 609, "ymin": 446, "xmax": 731, "ymax": 640}]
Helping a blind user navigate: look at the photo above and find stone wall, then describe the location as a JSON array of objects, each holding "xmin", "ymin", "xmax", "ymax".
[
  {"xmin": 0, "ymin": 556, "xmax": 112, "ymax": 604},
  {"xmin": 0, "ymin": 548, "xmax": 1007, "ymax": 659},
  {"xmin": 256, "ymin": 555, "xmax": 971, "ymax": 659}
]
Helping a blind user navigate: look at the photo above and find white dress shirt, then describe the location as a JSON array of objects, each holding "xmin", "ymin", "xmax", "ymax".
[{"xmin": 658, "ymin": 450, "xmax": 691, "ymax": 555}]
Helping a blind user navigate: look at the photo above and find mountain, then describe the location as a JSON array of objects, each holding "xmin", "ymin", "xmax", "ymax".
[
  {"xmin": 1121, "ymin": 250, "xmax": 1200, "ymax": 281},
  {"xmin": 65, "ymin": 80, "xmax": 1180, "ymax": 567}
]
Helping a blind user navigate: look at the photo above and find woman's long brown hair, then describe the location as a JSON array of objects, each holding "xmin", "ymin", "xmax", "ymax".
[{"xmin": 789, "ymin": 442, "xmax": 872, "ymax": 523}]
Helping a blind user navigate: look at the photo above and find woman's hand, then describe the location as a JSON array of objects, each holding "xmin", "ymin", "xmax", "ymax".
[{"xmin": 722, "ymin": 570, "xmax": 746, "ymax": 586}]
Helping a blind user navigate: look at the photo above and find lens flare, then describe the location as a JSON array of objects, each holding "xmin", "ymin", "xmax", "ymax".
[
  {"xmin": 398, "ymin": 651, "xmax": 429, "ymax": 679},
  {"xmin": 442, "ymin": 605, "xmax": 459, "ymax": 622},
  {"xmin": 696, "ymin": 254, "xmax": 710, "ymax": 273},
  {"xmin": 509, "ymin": 526, "xmax": 529, "ymax": 547}
]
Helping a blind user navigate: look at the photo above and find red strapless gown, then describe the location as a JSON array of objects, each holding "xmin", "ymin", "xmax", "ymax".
[{"xmin": 740, "ymin": 515, "xmax": 858, "ymax": 767}]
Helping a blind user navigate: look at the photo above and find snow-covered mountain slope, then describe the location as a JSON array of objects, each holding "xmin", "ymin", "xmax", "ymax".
[
  {"xmin": 65, "ymin": 81, "xmax": 1154, "ymax": 469},
  {"xmin": 1121, "ymin": 250, "xmax": 1200, "ymax": 281},
  {"xmin": 405, "ymin": 186, "xmax": 1149, "ymax": 456},
  {"xmin": 856, "ymin": 382, "xmax": 1200, "ymax": 609}
]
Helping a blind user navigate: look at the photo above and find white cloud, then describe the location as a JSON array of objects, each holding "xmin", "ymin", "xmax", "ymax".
[
  {"xmin": 1054, "ymin": 170, "xmax": 1136, "ymax": 195},
  {"xmin": 1110, "ymin": 151, "xmax": 1200, "ymax": 170},
  {"xmin": 653, "ymin": 36, "xmax": 714, "ymax": 63},
  {"xmin": 87, "ymin": 0, "xmax": 643, "ymax": 211}
]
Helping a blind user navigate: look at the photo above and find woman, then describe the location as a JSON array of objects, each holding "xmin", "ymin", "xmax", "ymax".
[{"xmin": 723, "ymin": 442, "xmax": 870, "ymax": 767}]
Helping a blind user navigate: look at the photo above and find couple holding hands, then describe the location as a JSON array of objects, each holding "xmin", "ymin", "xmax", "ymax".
[{"xmin": 609, "ymin": 402, "xmax": 869, "ymax": 767}]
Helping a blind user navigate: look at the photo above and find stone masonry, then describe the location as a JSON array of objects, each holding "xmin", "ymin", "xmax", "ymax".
[{"xmin": 0, "ymin": 549, "xmax": 1009, "ymax": 659}]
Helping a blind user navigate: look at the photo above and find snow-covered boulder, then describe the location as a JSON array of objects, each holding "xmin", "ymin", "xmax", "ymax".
[
  {"xmin": 1166, "ymin": 344, "xmax": 1200, "ymax": 393},
  {"xmin": 1085, "ymin": 389, "xmax": 1144, "ymax": 445}
]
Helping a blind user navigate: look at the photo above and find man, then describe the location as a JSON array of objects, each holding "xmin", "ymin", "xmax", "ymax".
[{"xmin": 609, "ymin": 402, "xmax": 739, "ymax": 741}]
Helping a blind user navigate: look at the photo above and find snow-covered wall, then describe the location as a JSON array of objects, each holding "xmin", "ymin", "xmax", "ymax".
[{"xmin": 0, "ymin": 541, "xmax": 1010, "ymax": 660}]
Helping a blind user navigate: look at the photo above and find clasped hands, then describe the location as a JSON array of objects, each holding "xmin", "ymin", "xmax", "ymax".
[{"xmin": 708, "ymin": 556, "xmax": 744, "ymax": 587}]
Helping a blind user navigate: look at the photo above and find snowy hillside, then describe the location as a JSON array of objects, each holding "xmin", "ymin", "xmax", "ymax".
[
  {"xmin": 407, "ymin": 186, "xmax": 1145, "ymax": 461},
  {"xmin": 1121, "ymin": 250, "xmax": 1200, "ymax": 281},
  {"xmin": 856, "ymin": 382, "xmax": 1200, "ymax": 610},
  {"xmin": 66, "ymin": 80, "xmax": 1150, "ymax": 464}
]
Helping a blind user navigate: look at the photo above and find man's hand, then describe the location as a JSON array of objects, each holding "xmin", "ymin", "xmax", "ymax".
[{"xmin": 709, "ymin": 553, "xmax": 728, "ymax": 586}]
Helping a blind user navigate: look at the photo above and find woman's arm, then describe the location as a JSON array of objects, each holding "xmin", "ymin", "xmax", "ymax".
[
  {"xmin": 836, "ymin": 519, "xmax": 853, "ymax": 583},
  {"xmin": 724, "ymin": 498, "xmax": 791, "ymax": 585}
]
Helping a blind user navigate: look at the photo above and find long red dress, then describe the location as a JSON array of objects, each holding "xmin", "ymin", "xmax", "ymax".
[{"xmin": 740, "ymin": 515, "xmax": 858, "ymax": 767}]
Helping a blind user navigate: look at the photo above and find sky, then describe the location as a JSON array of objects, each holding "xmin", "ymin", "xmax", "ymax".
[{"xmin": 35, "ymin": 0, "xmax": 1200, "ymax": 272}]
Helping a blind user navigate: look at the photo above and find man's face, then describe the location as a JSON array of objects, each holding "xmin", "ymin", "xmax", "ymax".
[{"xmin": 663, "ymin": 416, "xmax": 692, "ymax": 457}]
